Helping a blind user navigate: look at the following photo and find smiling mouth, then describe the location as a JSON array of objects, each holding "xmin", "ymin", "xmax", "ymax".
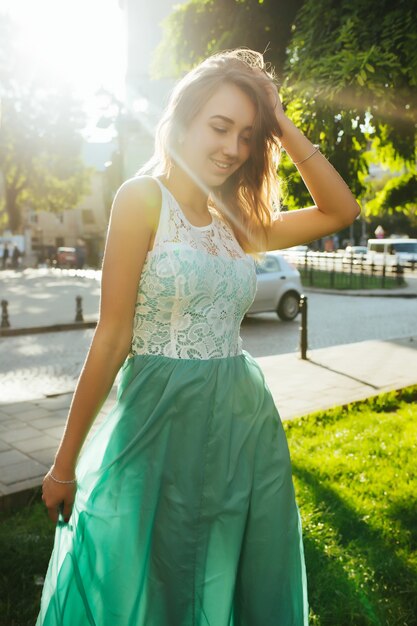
[{"xmin": 210, "ymin": 158, "xmax": 235, "ymax": 171}]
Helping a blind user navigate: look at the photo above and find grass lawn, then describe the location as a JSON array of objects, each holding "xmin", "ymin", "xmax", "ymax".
[
  {"xmin": 299, "ymin": 268, "xmax": 404, "ymax": 290},
  {"xmin": 284, "ymin": 385, "xmax": 417, "ymax": 625},
  {"xmin": 1, "ymin": 386, "xmax": 416, "ymax": 626}
]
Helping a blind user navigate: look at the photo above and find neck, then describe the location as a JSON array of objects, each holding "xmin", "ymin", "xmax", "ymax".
[{"xmin": 162, "ymin": 167, "xmax": 209, "ymax": 215}]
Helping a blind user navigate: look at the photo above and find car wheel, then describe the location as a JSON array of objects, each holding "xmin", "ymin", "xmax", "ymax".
[{"xmin": 277, "ymin": 291, "xmax": 300, "ymax": 321}]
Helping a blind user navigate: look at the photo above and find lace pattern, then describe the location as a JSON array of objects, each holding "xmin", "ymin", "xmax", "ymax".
[{"xmin": 128, "ymin": 178, "xmax": 257, "ymax": 360}]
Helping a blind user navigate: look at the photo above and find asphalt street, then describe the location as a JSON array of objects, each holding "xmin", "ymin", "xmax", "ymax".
[{"xmin": 1, "ymin": 268, "xmax": 416, "ymax": 402}]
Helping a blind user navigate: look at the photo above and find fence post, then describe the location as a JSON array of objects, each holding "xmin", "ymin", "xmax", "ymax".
[
  {"xmin": 299, "ymin": 294, "xmax": 308, "ymax": 360},
  {"xmin": 1, "ymin": 300, "xmax": 10, "ymax": 328},
  {"xmin": 330, "ymin": 254, "xmax": 336, "ymax": 288},
  {"xmin": 395, "ymin": 263, "xmax": 404, "ymax": 286},
  {"xmin": 75, "ymin": 296, "xmax": 84, "ymax": 322}
]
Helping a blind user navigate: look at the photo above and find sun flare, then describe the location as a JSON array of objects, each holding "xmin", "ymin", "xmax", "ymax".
[{"xmin": 2, "ymin": 0, "xmax": 127, "ymax": 102}]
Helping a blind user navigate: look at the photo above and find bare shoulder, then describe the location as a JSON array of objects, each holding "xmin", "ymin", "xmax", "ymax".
[{"xmin": 111, "ymin": 175, "xmax": 162, "ymax": 230}]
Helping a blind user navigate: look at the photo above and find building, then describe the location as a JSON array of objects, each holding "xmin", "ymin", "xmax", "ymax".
[{"xmin": 24, "ymin": 140, "xmax": 116, "ymax": 267}]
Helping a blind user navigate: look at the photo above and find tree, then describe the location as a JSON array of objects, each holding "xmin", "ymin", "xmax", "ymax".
[
  {"xmin": 153, "ymin": 0, "xmax": 304, "ymax": 82},
  {"xmin": 281, "ymin": 0, "xmax": 416, "ymax": 215},
  {"xmin": 155, "ymin": 0, "xmax": 417, "ymax": 234},
  {"xmin": 0, "ymin": 14, "xmax": 92, "ymax": 233}
]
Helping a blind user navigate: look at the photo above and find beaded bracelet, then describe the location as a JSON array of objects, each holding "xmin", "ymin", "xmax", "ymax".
[
  {"xmin": 47, "ymin": 471, "xmax": 77, "ymax": 484},
  {"xmin": 292, "ymin": 144, "xmax": 320, "ymax": 166}
]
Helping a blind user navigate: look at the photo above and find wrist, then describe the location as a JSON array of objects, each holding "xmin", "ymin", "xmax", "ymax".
[
  {"xmin": 53, "ymin": 456, "xmax": 77, "ymax": 477},
  {"xmin": 276, "ymin": 114, "xmax": 297, "ymax": 144}
]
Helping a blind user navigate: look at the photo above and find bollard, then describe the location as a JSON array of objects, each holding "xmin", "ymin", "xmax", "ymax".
[
  {"xmin": 1, "ymin": 300, "xmax": 10, "ymax": 328},
  {"xmin": 75, "ymin": 295, "xmax": 84, "ymax": 322},
  {"xmin": 299, "ymin": 294, "xmax": 308, "ymax": 360}
]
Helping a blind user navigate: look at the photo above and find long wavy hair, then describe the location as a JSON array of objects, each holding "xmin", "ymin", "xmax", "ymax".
[{"xmin": 138, "ymin": 48, "xmax": 282, "ymax": 253}]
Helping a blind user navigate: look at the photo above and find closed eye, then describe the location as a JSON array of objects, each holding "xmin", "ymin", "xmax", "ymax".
[{"xmin": 212, "ymin": 127, "xmax": 227, "ymax": 134}]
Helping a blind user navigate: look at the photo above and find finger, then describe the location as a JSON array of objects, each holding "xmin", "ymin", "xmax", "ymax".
[
  {"xmin": 47, "ymin": 507, "xmax": 59, "ymax": 524},
  {"xmin": 62, "ymin": 500, "xmax": 74, "ymax": 522}
]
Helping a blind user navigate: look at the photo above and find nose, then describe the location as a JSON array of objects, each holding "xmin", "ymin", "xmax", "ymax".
[{"xmin": 222, "ymin": 133, "xmax": 239, "ymax": 158}]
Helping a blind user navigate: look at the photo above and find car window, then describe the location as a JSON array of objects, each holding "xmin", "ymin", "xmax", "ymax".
[{"xmin": 255, "ymin": 256, "xmax": 281, "ymax": 274}]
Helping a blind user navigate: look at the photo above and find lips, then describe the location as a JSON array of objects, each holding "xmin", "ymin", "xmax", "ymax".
[{"xmin": 210, "ymin": 158, "xmax": 235, "ymax": 171}]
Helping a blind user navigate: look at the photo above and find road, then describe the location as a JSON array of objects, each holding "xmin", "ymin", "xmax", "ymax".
[
  {"xmin": 242, "ymin": 292, "xmax": 416, "ymax": 357},
  {"xmin": 0, "ymin": 268, "xmax": 416, "ymax": 401}
]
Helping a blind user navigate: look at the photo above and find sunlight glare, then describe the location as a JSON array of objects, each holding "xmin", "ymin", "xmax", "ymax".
[{"xmin": 2, "ymin": 0, "xmax": 126, "ymax": 102}]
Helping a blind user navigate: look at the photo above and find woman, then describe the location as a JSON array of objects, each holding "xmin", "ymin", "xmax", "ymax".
[{"xmin": 37, "ymin": 48, "xmax": 360, "ymax": 625}]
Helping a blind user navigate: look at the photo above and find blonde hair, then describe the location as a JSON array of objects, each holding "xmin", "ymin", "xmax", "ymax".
[{"xmin": 138, "ymin": 48, "xmax": 282, "ymax": 252}]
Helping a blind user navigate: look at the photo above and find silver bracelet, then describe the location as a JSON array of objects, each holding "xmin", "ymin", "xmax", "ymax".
[
  {"xmin": 47, "ymin": 471, "xmax": 77, "ymax": 484},
  {"xmin": 292, "ymin": 144, "xmax": 320, "ymax": 166}
]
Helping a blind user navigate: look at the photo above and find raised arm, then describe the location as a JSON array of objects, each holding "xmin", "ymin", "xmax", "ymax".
[
  {"xmin": 263, "ymin": 91, "xmax": 361, "ymax": 251},
  {"xmin": 41, "ymin": 176, "xmax": 161, "ymax": 522}
]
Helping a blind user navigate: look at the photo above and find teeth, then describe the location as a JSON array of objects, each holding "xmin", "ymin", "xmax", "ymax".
[{"xmin": 213, "ymin": 160, "xmax": 230, "ymax": 169}]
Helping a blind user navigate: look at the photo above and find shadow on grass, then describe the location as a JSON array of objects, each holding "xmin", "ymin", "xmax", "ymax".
[
  {"xmin": 293, "ymin": 462, "xmax": 417, "ymax": 626},
  {"xmin": 386, "ymin": 496, "xmax": 417, "ymax": 552}
]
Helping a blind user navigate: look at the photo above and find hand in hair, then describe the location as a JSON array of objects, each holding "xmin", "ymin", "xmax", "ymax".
[{"xmin": 253, "ymin": 67, "xmax": 285, "ymax": 123}]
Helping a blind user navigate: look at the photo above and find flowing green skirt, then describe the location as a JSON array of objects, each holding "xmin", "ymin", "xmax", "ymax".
[{"xmin": 36, "ymin": 351, "xmax": 308, "ymax": 625}]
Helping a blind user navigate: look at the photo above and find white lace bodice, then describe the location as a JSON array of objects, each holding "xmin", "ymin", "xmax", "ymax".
[{"xmin": 128, "ymin": 177, "xmax": 257, "ymax": 360}]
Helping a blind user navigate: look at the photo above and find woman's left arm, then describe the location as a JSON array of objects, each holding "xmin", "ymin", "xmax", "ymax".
[{"xmin": 265, "ymin": 111, "xmax": 361, "ymax": 251}]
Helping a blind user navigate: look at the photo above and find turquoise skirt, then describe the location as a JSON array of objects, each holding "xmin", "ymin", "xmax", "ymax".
[{"xmin": 36, "ymin": 351, "xmax": 308, "ymax": 625}]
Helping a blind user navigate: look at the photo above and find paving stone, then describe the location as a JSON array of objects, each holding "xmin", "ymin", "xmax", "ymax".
[
  {"xmin": 30, "ymin": 416, "xmax": 67, "ymax": 430},
  {"xmin": 13, "ymin": 434, "xmax": 60, "ymax": 454},
  {"xmin": 0, "ymin": 419, "xmax": 28, "ymax": 429},
  {"xmin": 12, "ymin": 407, "xmax": 53, "ymax": 421},
  {"xmin": 43, "ymin": 425, "xmax": 65, "ymax": 439},
  {"xmin": 0, "ymin": 449, "xmax": 29, "ymax": 467},
  {"xmin": 0, "ymin": 403, "xmax": 29, "ymax": 415},
  {"xmin": 28, "ymin": 447, "xmax": 56, "ymax": 467},
  {"xmin": 1, "ymin": 459, "xmax": 49, "ymax": 485},
  {"xmin": 43, "ymin": 408, "xmax": 71, "ymax": 420},
  {"xmin": 1, "ymin": 426, "xmax": 42, "ymax": 444},
  {"xmin": 0, "ymin": 440, "xmax": 11, "ymax": 452},
  {"xmin": 36, "ymin": 396, "xmax": 73, "ymax": 410}
]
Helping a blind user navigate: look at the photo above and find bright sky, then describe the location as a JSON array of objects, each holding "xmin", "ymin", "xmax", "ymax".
[{"xmin": 2, "ymin": 0, "xmax": 127, "ymax": 138}]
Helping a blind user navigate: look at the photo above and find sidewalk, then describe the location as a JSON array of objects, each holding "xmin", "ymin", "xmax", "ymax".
[{"xmin": 1, "ymin": 335, "xmax": 416, "ymax": 510}]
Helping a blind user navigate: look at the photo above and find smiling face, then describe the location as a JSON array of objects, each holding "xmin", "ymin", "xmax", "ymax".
[{"xmin": 178, "ymin": 82, "xmax": 257, "ymax": 188}]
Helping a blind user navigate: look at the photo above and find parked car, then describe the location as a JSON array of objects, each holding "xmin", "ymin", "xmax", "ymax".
[
  {"xmin": 280, "ymin": 245, "xmax": 312, "ymax": 259},
  {"xmin": 56, "ymin": 246, "xmax": 77, "ymax": 268},
  {"xmin": 367, "ymin": 238, "xmax": 417, "ymax": 266},
  {"xmin": 246, "ymin": 251, "xmax": 302, "ymax": 321},
  {"xmin": 342, "ymin": 245, "xmax": 368, "ymax": 264}
]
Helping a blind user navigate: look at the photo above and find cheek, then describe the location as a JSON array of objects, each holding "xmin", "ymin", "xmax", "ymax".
[
  {"xmin": 240, "ymin": 143, "xmax": 252, "ymax": 164},
  {"xmin": 183, "ymin": 130, "xmax": 218, "ymax": 163}
]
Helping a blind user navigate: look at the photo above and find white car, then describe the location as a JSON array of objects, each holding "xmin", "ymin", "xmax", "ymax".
[
  {"xmin": 342, "ymin": 245, "xmax": 368, "ymax": 264},
  {"xmin": 246, "ymin": 251, "xmax": 302, "ymax": 321}
]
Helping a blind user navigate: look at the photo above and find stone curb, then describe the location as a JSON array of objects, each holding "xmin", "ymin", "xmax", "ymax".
[
  {"xmin": 304, "ymin": 287, "xmax": 417, "ymax": 298},
  {"xmin": 0, "ymin": 321, "xmax": 97, "ymax": 337}
]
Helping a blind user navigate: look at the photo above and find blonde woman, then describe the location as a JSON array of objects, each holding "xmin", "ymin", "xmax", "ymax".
[{"xmin": 37, "ymin": 48, "xmax": 360, "ymax": 625}]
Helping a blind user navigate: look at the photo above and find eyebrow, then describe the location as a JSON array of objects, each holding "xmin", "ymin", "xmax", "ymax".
[{"xmin": 210, "ymin": 115, "xmax": 253, "ymax": 131}]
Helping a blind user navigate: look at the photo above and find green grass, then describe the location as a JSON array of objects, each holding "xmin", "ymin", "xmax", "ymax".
[
  {"xmin": 299, "ymin": 268, "xmax": 404, "ymax": 289},
  {"xmin": 0, "ymin": 493, "xmax": 55, "ymax": 626},
  {"xmin": 284, "ymin": 386, "xmax": 417, "ymax": 625},
  {"xmin": 1, "ymin": 387, "xmax": 416, "ymax": 625}
]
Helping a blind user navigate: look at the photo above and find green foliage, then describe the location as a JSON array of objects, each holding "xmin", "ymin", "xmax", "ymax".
[
  {"xmin": 366, "ymin": 171, "xmax": 417, "ymax": 217},
  {"xmin": 152, "ymin": 0, "xmax": 303, "ymax": 80},
  {"xmin": 0, "ymin": 14, "xmax": 93, "ymax": 233},
  {"xmin": 157, "ymin": 0, "xmax": 417, "ymax": 224},
  {"xmin": 285, "ymin": 0, "xmax": 416, "ymax": 161}
]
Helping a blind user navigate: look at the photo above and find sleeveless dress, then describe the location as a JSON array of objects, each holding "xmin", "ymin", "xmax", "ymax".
[{"xmin": 35, "ymin": 177, "xmax": 309, "ymax": 626}]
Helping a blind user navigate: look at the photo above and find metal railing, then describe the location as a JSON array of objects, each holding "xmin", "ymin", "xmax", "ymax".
[{"xmin": 281, "ymin": 252, "xmax": 415, "ymax": 290}]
